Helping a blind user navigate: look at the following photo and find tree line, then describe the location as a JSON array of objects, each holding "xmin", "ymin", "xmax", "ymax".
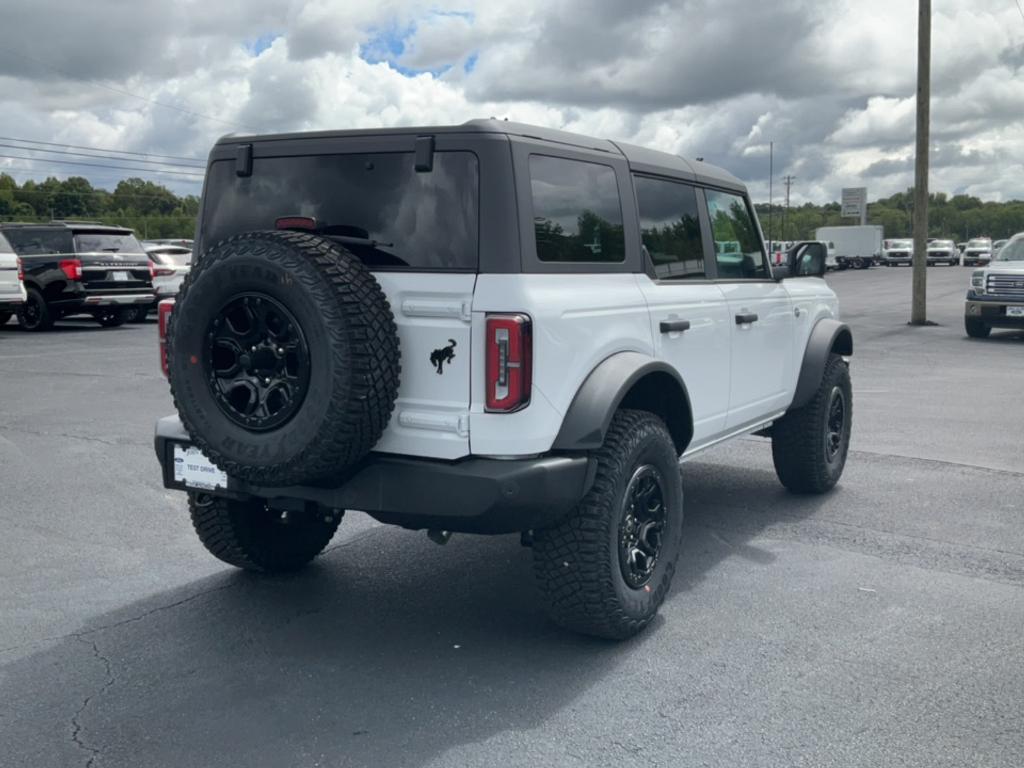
[
  {"xmin": 3, "ymin": 174, "xmax": 1023, "ymax": 244},
  {"xmin": 0, "ymin": 174, "xmax": 199, "ymax": 239},
  {"xmin": 756, "ymin": 190, "xmax": 1024, "ymax": 243}
]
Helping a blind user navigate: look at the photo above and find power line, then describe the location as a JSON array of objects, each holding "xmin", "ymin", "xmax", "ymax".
[
  {"xmin": 0, "ymin": 153, "xmax": 205, "ymax": 179},
  {"xmin": 0, "ymin": 143, "xmax": 205, "ymax": 170},
  {"xmin": 0, "ymin": 135, "xmax": 204, "ymax": 164},
  {"xmin": 0, "ymin": 48, "xmax": 259, "ymax": 133}
]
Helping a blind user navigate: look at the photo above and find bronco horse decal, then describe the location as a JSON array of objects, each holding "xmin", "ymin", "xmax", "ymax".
[{"xmin": 429, "ymin": 339, "xmax": 457, "ymax": 374}]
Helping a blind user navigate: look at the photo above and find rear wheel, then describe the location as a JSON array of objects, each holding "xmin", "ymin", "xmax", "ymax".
[
  {"xmin": 94, "ymin": 308, "xmax": 127, "ymax": 327},
  {"xmin": 124, "ymin": 306, "xmax": 150, "ymax": 323},
  {"xmin": 772, "ymin": 354, "xmax": 852, "ymax": 494},
  {"xmin": 17, "ymin": 288, "xmax": 54, "ymax": 331},
  {"xmin": 532, "ymin": 410, "xmax": 684, "ymax": 639},
  {"xmin": 189, "ymin": 493, "xmax": 341, "ymax": 572},
  {"xmin": 965, "ymin": 317, "xmax": 991, "ymax": 339}
]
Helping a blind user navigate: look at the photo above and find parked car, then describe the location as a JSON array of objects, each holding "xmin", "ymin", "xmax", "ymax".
[
  {"xmin": 881, "ymin": 238, "xmax": 913, "ymax": 266},
  {"xmin": 0, "ymin": 222, "xmax": 155, "ymax": 330},
  {"xmin": 0, "ymin": 231, "xmax": 27, "ymax": 325},
  {"xmin": 962, "ymin": 238, "xmax": 993, "ymax": 266},
  {"xmin": 926, "ymin": 239, "xmax": 959, "ymax": 266},
  {"xmin": 131, "ymin": 242, "xmax": 193, "ymax": 322},
  {"xmin": 154, "ymin": 120, "xmax": 853, "ymax": 640},
  {"xmin": 965, "ymin": 232, "xmax": 1024, "ymax": 337}
]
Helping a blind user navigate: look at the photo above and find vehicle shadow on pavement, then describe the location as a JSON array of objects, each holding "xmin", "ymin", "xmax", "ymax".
[{"xmin": 0, "ymin": 458, "xmax": 828, "ymax": 768}]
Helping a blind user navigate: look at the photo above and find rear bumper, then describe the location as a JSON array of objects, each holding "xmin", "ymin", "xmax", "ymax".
[
  {"xmin": 51, "ymin": 292, "xmax": 155, "ymax": 312},
  {"xmin": 154, "ymin": 416, "xmax": 594, "ymax": 535}
]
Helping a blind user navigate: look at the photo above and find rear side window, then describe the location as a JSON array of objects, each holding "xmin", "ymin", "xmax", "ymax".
[
  {"xmin": 2, "ymin": 228, "xmax": 73, "ymax": 255},
  {"xmin": 530, "ymin": 155, "xmax": 624, "ymax": 263},
  {"xmin": 634, "ymin": 176, "xmax": 706, "ymax": 279},
  {"xmin": 202, "ymin": 151, "xmax": 479, "ymax": 271},
  {"xmin": 704, "ymin": 189, "xmax": 769, "ymax": 280}
]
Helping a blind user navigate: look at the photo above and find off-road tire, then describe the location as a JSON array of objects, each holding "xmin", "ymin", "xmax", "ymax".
[
  {"xmin": 189, "ymin": 493, "xmax": 341, "ymax": 572},
  {"xmin": 772, "ymin": 354, "xmax": 852, "ymax": 494},
  {"xmin": 94, "ymin": 308, "xmax": 127, "ymax": 327},
  {"xmin": 965, "ymin": 317, "xmax": 991, "ymax": 339},
  {"xmin": 168, "ymin": 231, "xmax": 401, "ymax": 486},
  {"xmin": 17, "ymin": 287, "xmax": 54, "ymax": 331},
  {"xmin": 532, "ymin": 409, "xmax": 684, "ymax": 640}
]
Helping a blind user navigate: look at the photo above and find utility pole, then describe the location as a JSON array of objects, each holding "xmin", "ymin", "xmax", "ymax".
[
  {"xmin": 783, "ymin": 175, "xmax": 795, "ymax": 239},
  {"xmin": 911, "ymin": 0, "xmax": 931, "ymax": 325},
  {"xmin": 768, "ymin": 141, "xmax": 774, "ymax": 251}
]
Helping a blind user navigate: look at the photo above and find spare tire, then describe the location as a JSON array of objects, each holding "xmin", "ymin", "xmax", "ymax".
[{"xmin": 167, "ymin": 230, "xmax": 400, "ymax": 486}]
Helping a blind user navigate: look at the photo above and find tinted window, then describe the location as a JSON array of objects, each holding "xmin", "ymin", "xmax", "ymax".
[
  {"xmin": 74, "ymin": 232, "xmax": 145, "ymax": 254},
  {"xmin": 634, "ymin": 176, "xmax": 705, "ymax": 279},
  {"xmin": 704, "ymin": 189, "xmax": 768, "ymax": 279},
  {"xmin": 203, "ymin": 152, "xmax": 479, "ymax": 270},
  {"xmin": 530, "ymin": 155, "xmax": 624, "ymax": 263},
  {"xmin": 2, "ymin": 228, "xmax": 73, "ymax": 255}
]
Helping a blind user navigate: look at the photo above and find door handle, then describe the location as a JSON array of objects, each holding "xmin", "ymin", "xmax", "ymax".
[
  {"xmin": 735, "ymin": 312, "xmax": 759, "ymax": 325},
  {"xmin": 659, "ymin": 319, "xmax": 691, "ymax": 333}
]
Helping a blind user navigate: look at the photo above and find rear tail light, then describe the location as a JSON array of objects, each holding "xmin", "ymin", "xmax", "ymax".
[
  {"xmin": 485, "ymin": 313, "xmax": 532, "ymax": 412},
  {"xmin": 16, "ymin": 257, "xmax": 23, "ymax": 282},
  {"xmin": 59, "ymin": 258, "xmax": 82, "ymax": 281},
  {"xmin": 158, "ymin": 299, "xmax": 175, "ymax": 378},
  {"xmin": 152, "ymin": 266, "xmax": 176, "ymax": 277}
]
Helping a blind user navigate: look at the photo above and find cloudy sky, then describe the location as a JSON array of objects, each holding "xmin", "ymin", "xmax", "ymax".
[{"xmin": 1, "ymin": 0, "xmax": 1022, "ymax": 204}]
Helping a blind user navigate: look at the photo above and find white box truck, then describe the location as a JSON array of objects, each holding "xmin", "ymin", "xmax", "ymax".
[{"xmin": 815, "ymin": 225, "xmax": 883, "ymax": 270}]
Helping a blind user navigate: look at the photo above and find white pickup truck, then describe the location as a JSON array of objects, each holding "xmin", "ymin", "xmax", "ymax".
[{"xmin": 965, "ymin": 232, "xmax": 1024, "ymax": 337}]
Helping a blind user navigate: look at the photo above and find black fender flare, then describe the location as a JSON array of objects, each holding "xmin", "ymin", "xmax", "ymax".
[
  {"xmin": 790, "ymin": 319, "xmax": 853, "ymax": 410},
  {"xmin": 552, "ymin": 351, "xmax": 693, "ymax": 453}
]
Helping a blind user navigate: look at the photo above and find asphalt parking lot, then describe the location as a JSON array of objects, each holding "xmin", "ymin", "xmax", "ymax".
[{"xmin": 1, "ymin": 265, "xmax": 1022, "ymax": 768}]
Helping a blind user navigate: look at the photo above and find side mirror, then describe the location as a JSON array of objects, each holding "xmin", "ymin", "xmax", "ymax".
[{"xmin": 779, "ymin": 241, "xmax": 827, "ymax": 279}]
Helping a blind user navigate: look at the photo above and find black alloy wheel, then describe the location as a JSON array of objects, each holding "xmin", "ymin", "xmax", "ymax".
[
  {"xmin": 618, "ymin": 465, "xmax": 667, "ymax": 589},
  {"xmin": 825, "ymin": 387, "xmax": 846, "ymax": 464},
  {"xmin": 205, "ymin": 292, "xmax": 311, "ymax": 432}
]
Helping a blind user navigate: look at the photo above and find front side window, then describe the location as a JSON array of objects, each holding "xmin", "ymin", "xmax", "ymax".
[
  {"xmin": 704, "ymin": 189, "xmax": 768, "ymax": 279},
  {"xmin": 634, "ymin": 176, "xmax": 705, "ymax": 279},
  {"xmin": 530, "ymin": 155, "xmax": 625, "ymax": 263}
]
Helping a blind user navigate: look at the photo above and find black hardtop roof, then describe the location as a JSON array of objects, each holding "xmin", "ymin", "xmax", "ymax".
[{"xmin": 217, "ymin": 118, "xmax": 745, "ymax": 191}]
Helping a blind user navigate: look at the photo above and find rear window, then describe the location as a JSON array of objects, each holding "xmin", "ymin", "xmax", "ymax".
[
  {"xmin": 2, "ymin": 228, "xmax": 73, "ymax": 255},
  {"xmin": 149, "ymin": 247, "xmax": 193, "ymax": 266},
  {"xmin": 74, "ymin": 232, "xmax": 145, "ymax": 254},
  {"xmin": 202, "ymin": 151, "xmax": 479, "ymax": 271}
]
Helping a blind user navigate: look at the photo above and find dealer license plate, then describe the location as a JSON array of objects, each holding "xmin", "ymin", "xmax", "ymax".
[
  {"xmin": 112, "ymin": 271, "xmax": 131, "ymax": 282},
  {"xmin": 1007, "ymin": 306, "xmax": 1024, "ymax": 318},
  {"xmin": 173, "ymin": 444, "xmax": 228, "ymax": 490}
]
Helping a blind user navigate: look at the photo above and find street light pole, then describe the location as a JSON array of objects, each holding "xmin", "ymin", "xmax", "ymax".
[{"xmin": 911, "ymin": 0, "xmax": 931, "ymax": 325}]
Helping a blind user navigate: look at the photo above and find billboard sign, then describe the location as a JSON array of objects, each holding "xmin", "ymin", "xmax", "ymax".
[{"xmin": 841, "ymin": 187, "xmax": 868, "ymax": 219}]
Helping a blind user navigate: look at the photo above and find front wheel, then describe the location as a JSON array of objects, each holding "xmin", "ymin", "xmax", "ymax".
[
  {"xmin": 532, "ymin": 410, "xmax": 684, "ymax": 639},
  {"xmin": 189, "ymin": 493, "xmax": 341, "ymax": 572},
  {"xmin": 771, "ymin": 354, "xmax": 852, "ymax": 494},
  {"xmin": 965, "ymin": 317, "xmax": 991, "ymax": 339}
]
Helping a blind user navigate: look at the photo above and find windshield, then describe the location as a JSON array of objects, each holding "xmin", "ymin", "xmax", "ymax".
[
  {"xmin": 74, "ymin": 232, "xmax": 145, "ymax": 254},
  {"xmin": 994, "ymin": 237, "xmax": 1024, "ymax": 261},
  {"xmin": 203, "ymin": 151, "xmax": 480, "ymax": 270},
  {"xmin": 967, "ymin": 239, "xmax": 991, "ymax": 249},
  {"xmin": 929, "ymin": 240, "xmax": 954, "ymax": 249},
  {"xmin": 889, "ymin": 240, "xmax": 912, "ymax": 249}
]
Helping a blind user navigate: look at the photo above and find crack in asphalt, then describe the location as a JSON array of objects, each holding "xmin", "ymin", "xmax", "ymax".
[
  {"xmin": 0, "ymin": 425, "xmax": 147, "ymax": 449},
  {"xmin": 70, "ymin": 635, "xmax": 115, "ymax": 768}
]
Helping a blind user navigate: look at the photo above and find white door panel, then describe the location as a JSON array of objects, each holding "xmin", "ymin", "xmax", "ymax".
[
  {"xmin": 720, "ymin": 282, "xmax": 795, "ymax": 428},
  {"xmin": 636, "ymin": 275, "xmax": 730, "ymax": 445},
  {"xmin": 371, "ymin": 273, "xmax": 475, "ymax": 460},
  {"xmin": 470, "ymin": 274, "xmax": 652, "ymax": 456}
]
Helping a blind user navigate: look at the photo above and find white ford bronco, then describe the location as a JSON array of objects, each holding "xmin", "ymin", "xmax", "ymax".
[{"xmin": 155, "ymin": 120, "xmax": 853, "ymax": 639}]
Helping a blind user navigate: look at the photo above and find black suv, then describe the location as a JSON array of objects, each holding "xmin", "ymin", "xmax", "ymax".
[{"xmin": 0, "ymin": 222, "xmax": 155, "ymax": 330}]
